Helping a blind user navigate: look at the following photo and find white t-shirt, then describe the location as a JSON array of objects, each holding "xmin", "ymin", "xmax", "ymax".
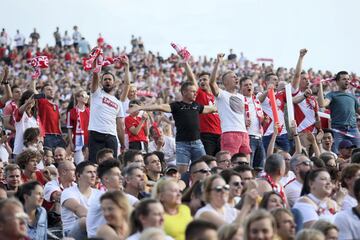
[
  {"xmin": 87, "ymin": 190, "xmax": 139, "ymax": 238},
  {"xmin": 121, "ymin": 98, "xmax": 130, "ymax": 116},
  {"xmin": 14, "ymin": 33, "xmax": 25, "ymax": 46},
  {"xmin": 284, "ymin": 179, "xmax": 302, "ymax": 207},
  {"xmin": 148, "ymin": 136, "xmax": 176, "ymax": 165},
  {"xmin": 89, "ymin": 88, "xmax": 125, "ymax": 136},
  {"xmin": 72, "ymin": 31, "xmax": 82, "ymax": 43},
  {"xmin": 341, "ymin": 194, "xmax": 357, "ymax": 211},
  {"xmin": 195, "ymin": 203, "xmax": 238, "ymax": 224},
  {"xmin": 13, "ymin": 112, "xmax": 39, "ymax": 155},
  {"xmin": 245, "ymin": 96, "xmax": 262, "ymax": 136},
  {"xmin": 334, "ymin": 208, "xmax": 360, "ymax": 240},
  {"xmin": 62, "ymin": 35, "xmax": 72, "ymax": 46},
  {"xmin": 293, "ymin": 199, "xmax": 335, "ymax": 225},
  {"xmin": 279, "ymin": 171, "xmax": 296, "ymax": 187},
  {"xmin": 60, "ymin": 185, "xmax": 99, "ymax": 232},
  {"xmin": 215, "ymin": 89, "xmax": 246, "ymax": 133},
  {"xmin": 44, "ymin": 178, "xmax": 76, "ymax": 202},
  {"xmin": 127, "ymin": 231, "xmax": 174, "ymax": 240},
  {"xmin": 0, "ymin": 144, "xmax": 9, "ymax": 163}
]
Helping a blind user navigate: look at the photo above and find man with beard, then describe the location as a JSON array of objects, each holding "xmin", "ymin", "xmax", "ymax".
[
  {"xmin": 32, "ymin": 82, "xmax": 66, "ymax": 149},
  {"xmin": 124, "ymin": 164, "xmax": 149, "ymax": 200},
  {"xmin": 319, "ymin": 71, "xmax": 360, "ymax": 151},
  {"xmin": 285, "ymin": 154, "xmax": 313, "ymax": 207},
  {"xmin": 88, "ymin": 57, "xmax": 129, "ymax": 163}
]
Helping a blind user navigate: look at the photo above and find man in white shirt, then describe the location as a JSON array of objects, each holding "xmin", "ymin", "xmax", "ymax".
[
  {"xmin": 88, "ymin": 56, "xmax": 129, "ymax": 163},
  {"xmin": 72, "ymin": 25, "xmax": 82, "ymax": 49},
  {"xmin": 14, "ymin": 30, "xmax": 25, "ymax": 51},
  {"xmin": 240, "ymin": 77, "xmax": 265, "ymax": 168},
  {"xmin": 335, "ymin": 178, "xmax": 360, "ymax": 239},
  {"xmin": 87, "ymin": 159, "xmax": 138, "ymax": 238},
  {"xmin": 284, "ymin": 154, "xmax": 312, "ymax": 207},
  {"xmin": 44, "ymin": 161, "xmax": 76, "ymax": 214},
  {"xmin": 148, "ymin": 126, "xmax": 176, "ymax": 165},
  {"xmin": 61, "ymin": 161, "xmax": 99, "ymax": 239},
  {"xmin": 209, "ymin": 53, "xmax": 251, "ymax": 157}
]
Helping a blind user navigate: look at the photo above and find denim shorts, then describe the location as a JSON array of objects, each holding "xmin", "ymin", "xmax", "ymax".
[{"xmin": 176, "ymin": 139, "xmax": 206, "ymax": 166}]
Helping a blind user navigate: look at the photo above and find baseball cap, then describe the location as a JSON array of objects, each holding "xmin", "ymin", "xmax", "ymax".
[
  {"xmin": 165, "ymin": 165, "xmax": 178, "ymax": 174},
  {"xmin": 338, "ymin": 140, "xmax": 357, "ymax": 149}
]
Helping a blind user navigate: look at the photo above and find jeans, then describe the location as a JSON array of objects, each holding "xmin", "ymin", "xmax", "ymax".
[
  {"xmin": 262, "ymin": 133, "xmax": 290, "ymax": 153},
  {"xmin": 176, "ymin": 139, "xmax": 206, "ymax": 166},
  {"xmin": 249, "ymin": 135, "xmax": 266, "ymax": 169},
  {"xmin": 200, "ymin": 133, "xmax": 221, "ymax": 156},
  {"xmin": 332, "ymin": 126, "xmax": 360, "ymax": 154},
  {"xmin": 44, "ymin": 134, "xmax": 66, "ymax": 150},
  {"xmin": 88, "ymin": 131, "xmax": 118, "ymax": 163}
]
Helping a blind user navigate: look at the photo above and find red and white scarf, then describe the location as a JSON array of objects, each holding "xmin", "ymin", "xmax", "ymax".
[
  {"xmin": 170, "ymin": 42, "xmax": 191, "ymax": 61},
  {"xmin": 244, "ymin": 95, "xmax": 264, "ymax": 133},
  {"xmin": 264, "ymin": 173, "xmax": 286, "ymax": 204},
  {"xmin": 83, "ymin": 47, "xmax": 127, "ymax": 73},
  {"xmin": 27, "ymin": 56, "xmax": 49, "ymax": 79}
]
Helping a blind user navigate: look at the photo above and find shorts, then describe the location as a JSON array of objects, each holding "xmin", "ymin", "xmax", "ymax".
[{"xmin": 221, "ymin": 131, "xmax": 251, "ymax": 155}]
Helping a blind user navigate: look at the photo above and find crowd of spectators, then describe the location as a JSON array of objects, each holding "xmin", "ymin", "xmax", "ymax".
[{"xmin": 0, "ymin": 26, "xmax": 359, "ymax": 240}]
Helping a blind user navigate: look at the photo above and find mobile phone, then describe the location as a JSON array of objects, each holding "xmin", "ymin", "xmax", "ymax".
[{"xmin": 33, "ymin": 93, "xmax": 46, "ymax": 99}]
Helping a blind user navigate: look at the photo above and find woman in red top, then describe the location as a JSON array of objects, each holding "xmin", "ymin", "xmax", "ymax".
[
  {"xmin": 16, "ymin": 149, "xmax": 47, "ymax": 186},
  {"xmin": 125, "ymin": 100, "xmax": 149, "ymax": 152}
]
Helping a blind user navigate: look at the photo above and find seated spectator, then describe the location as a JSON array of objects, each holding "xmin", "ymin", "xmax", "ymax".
[
  {"xmin": 339, "ymin": 163, "xmax": 360, "ymax": 210},
  {"xmin": 123, "ymin": 149, "xmax": 145, "ymax": 168},
  {"xmin": 96, "ymin": 148, "xmax": 114, "ymax": 164},
  {"xmin": 182, "ymin": 180, "xmax": 204, "ymax": 216},
  {"xmin": 96, "ymin": 190, "xmax": 131, "ymax": 240},
  {"xmin": 53, "ymin": 147, "xmax": 67, "ymax": 167},
  {"xmin": 230, "ymin": 153, "xmax": 249, "ymax": 168},
  {"xmin": 259, "ymin": 191, "xmax": 285, "ymax": 211},
  {"xmin": 148, "ymin": 126, "xmax": 176, "ymax": 165},
  {"xmin": 293, "ymin": 169, "xmax": 338, "ymax": 227},
  {"xmin": 271, "ymin": 208, "xmax": 296, "ymax": 240},
  {"xmin": 152, "ymin": 178, "xmax": 193, "ymax": 240},
  {"xmin": 215, "ymin": 151, "xmax": 231, "ymax": 169},
  {"xmin": 217, "ymin": 223, "xmax": 243, "ymax": 240},
  {"xmin": 124, "ymin": 164, "xmax": 148, "ymax": 200},
  {"xmin": 185, "ymin": 220, "xmax": 217, "ymax": 240},
  {"xmin": 337, "ymin": 140, "xmax": 356, "ymax": 163},
  {"xmin": 320, "ymin": 129, "xmax": 337, "ymax": 159},
  {"xmin": 16, "ymin": 150, "xmax": 47, "ymax": 186},
  {"xmin": 16, "ymin": 181, "xmax": 47, "ymax": 240},
  {"xmin": 87, "ymin": 159, "xmax": 138, "ymax": 238},
  {"xmin": 334, "ymin": 178, "xmax": 360, "ymax": 239},
  {"xmin": 144, "ymin": 152, "xmax": 162, "ymax": 182},
  {"xmin": 243, "ymin": 209, "xmax": 277, "ymax": 240},
  {"xmin": 60, "ymin": 161, "xmax": 99, "ymax": 239},
  {"xmin": 219, "ymin": 170, "xmax": 243, "ymax": 207},
  {"xmin": 128, "ymin": 198, "xmax": 174, "ymax": 240},
  {"xmin": 0, "ymin": 164, "xmax": 22, "ymax": 196},
  {"xmin": 0, "ymin": 198, "xmax": 29, "ymax": 240},
  {"xmin": 186, "ymin": 159, "xmax": 211, "ymax": 188},
  {"xmin": 311, "ymin": 220, "xmax": 338, "ymax": 240}
]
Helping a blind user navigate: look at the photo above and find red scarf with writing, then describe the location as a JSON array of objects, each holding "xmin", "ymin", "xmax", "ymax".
[
  {"xmin": 244, "ymin": 95, "xmax": 263, "ymax": 133},
  {"xmin": 27, "ymin": 56, "xmax": 49, "ymax": 79}
]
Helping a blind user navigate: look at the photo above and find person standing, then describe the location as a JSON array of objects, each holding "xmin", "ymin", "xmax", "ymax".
[
  {"xmin": 67, "ymin": 90, "xmax": 90, "ymax": 165},
  {"xmin": 128, "ymin": 81, "xmax": 216, "ymax": 174},
  {"xmin": 319, "ymin": 71, "xmax": 360, "ymax": 152},
  {"xmin": 209, "ymin": 53, "xmax": 251, "ymax": 157},
  {"xmin": 88, "ymin": 56, "xmax": 128, "ymax": 163}
]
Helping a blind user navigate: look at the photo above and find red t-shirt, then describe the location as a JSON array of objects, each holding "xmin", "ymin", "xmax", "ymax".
[
  {"xmin": 195, "ymin": 88, "xmax": 221, "ymax": 135},
  {"xmin": 21, "ymin": 170, "xmax": 47, "ymax": 186},
  {"xmin": 37, "ymin": 99, "xmax": 61, "ymax": 134},
  {"xmin": 125, "ymin": 115, "xmax": 148, "ymax": 143},
  {"xmin": 3, "ymin": 100, "xmax": 17, "ymax": 128},
  {"xmin": 66, "ymin": 107, "xmax": 90, "ymax": 145}
]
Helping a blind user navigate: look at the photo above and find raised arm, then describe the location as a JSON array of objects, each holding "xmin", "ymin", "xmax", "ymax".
[
  {"xmin": 291, "ymin": 49, "xmax": 308, "ymax": 90},
  {"xmin": 317, "ymin": 81, "xmax": 330, "ymax": 108},
  {"xmin": 183, "ymin": 61, "xmax": 198, "ymax": 89},
  {"xmin": 119, "ymin": 56, "xmax": 131, "ymax": 102},
  {"xmin": 290, "ymin": 120, "xmax": 302, "ymax": 155},
  {"xmin": 209, "ymin": 53, "xmax": 224, "ymax": 97},
  {"xmin": 0, "ymin": 66, "xmax": 12, "ymax": 103},
  {"xmin": 128, "ymin": 104, "xmax": 171, "ymax": 114},
  {"xmin": 267, "ymin": 123, "xmax": 279, "ymax": 156},
  {"xmin": 293, "ymin": 89, "xmax": 312, "ymax": 104}
]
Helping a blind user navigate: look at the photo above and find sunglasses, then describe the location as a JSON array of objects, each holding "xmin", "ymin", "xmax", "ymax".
[
  {"xmin": 233, "ymin": 161, "xmax": 249, "ymax": 166},
  {"xmin": 231, "ymin": 181, "xmax": 244, "ymax": 187},
  {"xmin": 297, "ymin": 160, "xmax": 313, "ymax": 167},
  {"xmin": 194, "ymin": 169, "xmax": 211, "ymax": 174},
  {"xmin": 211, "ymin": 184, "xmax": 230, "ymax": 193}
]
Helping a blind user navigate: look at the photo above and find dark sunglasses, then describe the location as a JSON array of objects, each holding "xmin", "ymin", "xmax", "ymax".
[
  {"xmin": 211, "ymin": 184, "xmax": 230, "ymax": 193},
  {"xmin": 194, "ymin": 169, "xmax": 211, "ymax": 174},
  {"xmin": 231, "ymin": 181, "xmax": 244, "ymax": 187},
  {"xmin": 233, "ymin": 161, "xmax": 249, "ymax": 166},
  {"xmin": 297, "ymin": 160, "xmax": 313, "ymax": 167}
]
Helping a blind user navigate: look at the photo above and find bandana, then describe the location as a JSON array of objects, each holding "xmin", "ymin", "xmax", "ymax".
[
  {"xmin": 27, "ymin": 56, "xmax": 49, "ymax": 79},
  {"xmin": 170, "ymin": 42, "xmax": 191, "ymax": 61}
]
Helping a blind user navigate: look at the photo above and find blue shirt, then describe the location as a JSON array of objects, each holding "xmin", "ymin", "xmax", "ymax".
[{"xmin": 325, "ymin": 91, "xmax": 359, "ymax": 128}]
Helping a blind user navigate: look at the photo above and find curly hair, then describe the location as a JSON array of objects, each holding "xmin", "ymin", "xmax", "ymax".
[{"xmin": 16, "ymin": 150, "xmax": 41, "ymax": 170}]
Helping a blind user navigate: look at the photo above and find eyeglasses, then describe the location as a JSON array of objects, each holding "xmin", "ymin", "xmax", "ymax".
[
  {"xmin": 193, "ymin": 169, "xmax": 211, "ymax": 174},
  {"xmin": 218, "ymin": 159, "xmax": 231, "ymax": 163},
  {"xmin": 297, "ymin": 160, "xmax": 313, "ymax": 167},
  {"xmin": 211, "ymin": 185, "xmax": 230, "ymax": 193},
  {"xmin": 231, "ymin": 181, "xmax": 244, "ymax": 187}
]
